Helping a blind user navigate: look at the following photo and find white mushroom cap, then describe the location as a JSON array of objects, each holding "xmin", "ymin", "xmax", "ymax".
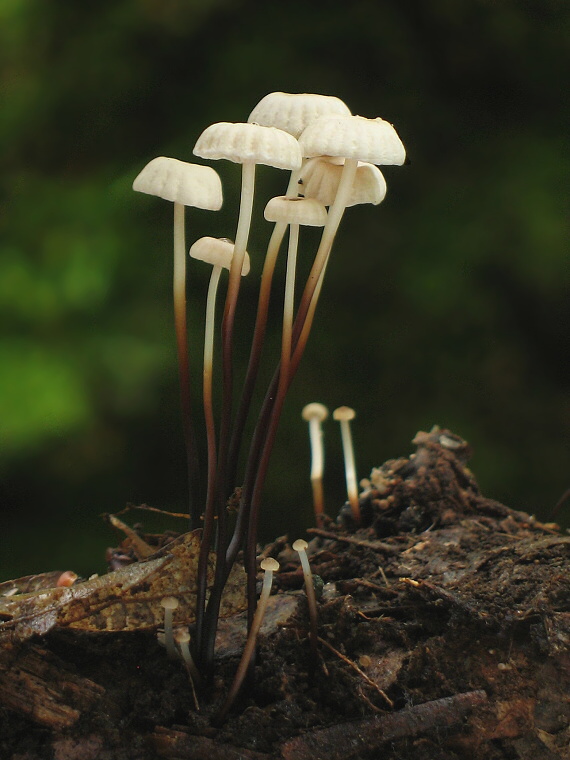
[
  {"xmin": 189, "ymin": 236, "xmax": 251, "ymax": 275},
  {"xmin": 260, "ymin": 557, "xmax": 280, "ymax": 573},
  {"xmin": 299, "ymin": 115, "xmax": 406, "ymax": 166},
  {"xmin": 248, "ymin": 92, "xmax": 351, "ymax": 139},
  {"xmin": 292, "ymin": 538, "xmax": 309, "ymax": 552},
  {"xmin": 132, "ymin": 157, "xmax": 223, "ymax": 210},
  {"xmin": 264, "ymin": 196, "xmax": 328, "ymax": 227},
  {"xmin": 333, "ymin": 405, "xmax": 356, "ymax": 422},
  {"xmin": 193, "ymin": 122, "xmax": 302, "ymax": 170},
  {"xmin": 301, "ymin": 159, "xmax": 387, "ymax": 207},
  {"xmin": 160, "ymin": 596, "xmax": 179, "ymax": 610},
  {"xmin": 302, "ymin": 402, "xmax": 329, "ymax": 422}
]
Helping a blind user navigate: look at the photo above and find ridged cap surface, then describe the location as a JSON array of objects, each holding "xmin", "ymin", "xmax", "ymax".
[
  {"xmin": 193, "ymin": 122, "xmax": 302, "ymax": 170},
  {"xmin": 299, "ymin": 115, "xmax": 406, "ymax": 165},
  {"xmin": 248, "ymin": 92, "xmax": 351, "ymax": 139},
  {"xmin": 264, "ymin": 196, "xmax": 327, "ymax": 226},
  {"xmin": 189, "ymin": 237, "xmax": 250, "ymax": 275},
  {"xmin": 132, "ymin": 157, "xmax": 222, "ymax": 210},
  {"xmin": 301, "ymin": 159, "xmax": 387, "ymax": 207}
]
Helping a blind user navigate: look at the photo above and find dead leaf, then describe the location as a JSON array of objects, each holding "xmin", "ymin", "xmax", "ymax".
[{"xmin": 0, "ymin": 531, "xmax": 245, "ymax": 643}]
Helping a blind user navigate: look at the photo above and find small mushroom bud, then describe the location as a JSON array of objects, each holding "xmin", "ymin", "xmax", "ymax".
[
  {"xmin": 217, "ymin": 557, "xmax": 279, "ymax": 722},
  {"xmin": 173, "ymin": 628, "xmax": 201, "ymax": 685},
  {"xmin": 333, "ymin": 406, "xmax": 360, "ymax": 524},
  {"xmin": 301, "ymin": 403, "xmax": 329, "ymax": 523},
  {"xmin": 292, "ymin": 539, "xmax": 318, "ymax": 656},
  {"xmin": 160, "ymin": 596, "xmax": 179, "ymax": 660}
]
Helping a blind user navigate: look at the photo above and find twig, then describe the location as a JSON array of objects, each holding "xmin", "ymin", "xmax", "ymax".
[
  {"xmin": 318, "ymin": 637, "xmax": 393, "ymax": 708},
  {"xmin": 281, "ymin": 690, "xmax": 488, "ymax": 760},
  {"xmin": 307, "ymin": 528, "xmax": 401, "ymax": 554}
]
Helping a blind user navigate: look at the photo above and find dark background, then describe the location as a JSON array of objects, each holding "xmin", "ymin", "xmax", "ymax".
[{"xmin": 1, "ymin": 0, "xmax": 568, "ymax": 581}]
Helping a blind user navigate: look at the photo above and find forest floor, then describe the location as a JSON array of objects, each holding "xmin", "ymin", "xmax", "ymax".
[{"xmin": 1, "ymin": 427, "xmax": 569, "ymax": 760}]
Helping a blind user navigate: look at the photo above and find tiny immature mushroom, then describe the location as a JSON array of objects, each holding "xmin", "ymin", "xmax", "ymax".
[
  {"xmin": 217, "ymin": 557, "xmax": 279, "ymax": 722},
  {"xmin": 132, "ymin": 157, "xmax": 223, "ymax": 529},
  {"xmin": 301, "ymin": 402, "xmax": 329, "ymax": 522},
  {"xmin": 173, "ymin": 628, "xmax": 201, "ymax": 685},
  {"xmin": 333, "ymin": 406, "xmax": 360, "ymax": 524},
  {"xmin": 160, "ymin": 596, "xmax": 179, "ymax": 660},
  {"xmin": 292, "ymin": 538, "xmax": 318, "ymax": 657}
]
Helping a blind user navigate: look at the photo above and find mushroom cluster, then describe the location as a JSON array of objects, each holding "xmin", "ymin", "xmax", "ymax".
[{"xmin": 132, "ymin": 92, "xmax": 406, "ymax": 691}]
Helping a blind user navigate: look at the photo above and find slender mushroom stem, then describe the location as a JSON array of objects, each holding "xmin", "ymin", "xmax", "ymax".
[
  {"xmin": 194, "ymin": 265, "xmax": 222, "ymax": 651},
  {"xmin": 226, "ymin": 166, "xmax": 302, "ymax": 491},
  {"xmin": 160, "ymin": 596, "xmax": 179, "ymax": 660},
  {"xmin": 201, "ymin": 162, "xmax": 256, "ymax": 671},
  {"xmin": 333, "ymin": 406, "xmax": 360, "ymax": 523},
  {"xmin": 173, "ymin": 202, "xmax": 200, "ymax": 529},
  {"xmin": 216, "ymin": 557, "xmax": 279, "ymax": 723},
  {"xmin": 203, "ymin": 264, "xmax": 223, "ymax": 498},
  {"xmin": 226, "ymin": 220, "xmax": 287, "ymax": 489},
  {"xmin": 292, "ymin": 539, "xmax": 318, "ymax": 658},
  {"xmin": 240, "ymin": 162, "xmax": 358, "ymax": 625},
  {"xmin": 173, "ymin": 629, "xmax": 201, "ymax": 711},
  {"xmin": 281, "ymin": 222, "xmax": 300, "ymax": 376},
  {"xmin": 301, "ymin": 403, "xmax": 329, "ymax": 523}
]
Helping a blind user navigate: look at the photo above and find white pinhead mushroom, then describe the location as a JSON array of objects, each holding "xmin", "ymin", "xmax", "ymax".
[
  {"xmin": 189, "ymin": 237, "xmax": 251, "ymax": 520},
  {"xmin": 333, "ymin": 406, "xmax": 360, "ymax": 524},
  {"xmin": 301, "ymin": 402, "xmax": 329, "ymax": 522},
  {"xmin": 301, "ymin": 159, "xmax": 387, "ymax": 208},
  {"xmin": 218, "ymin": 556, "xmax": 280, "ymax": 721},
  {"xmin": 173, "ymin": 628, "xmax": 201, "ymax": 685},
  {"xmin": 264, "ymin": 197, "xmax": 328, "ymax": 379},
  {"xmin": 248, "ymin": 92, "xmax": 351, "ymax": 139},
  {"xmin": 133, "ymin": 157, "xmax": 222, "ymax": 528},
  {"xmin": 160, "ymin": 596, "xmax": 179, "ymax": 660},
  {"xmin": 292, "ymin": 539, "xmax": 318, "ymax": 655}
]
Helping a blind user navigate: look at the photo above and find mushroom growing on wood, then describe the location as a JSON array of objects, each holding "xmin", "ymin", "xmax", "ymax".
[
  {"xmin": 301, "ymin": 402, "xmax": 329, "ymax": 522},
  {"xmin": 132, "ymin": 157, "xmax": 223, "ymax": 529},
  {"xmin": 217, "ymin": 557, "xmax": 280, "ymax": 722},
  {"xmin": 333, "ymin": 406, "xmax": 360, "ymax": 524},
  {"xmin": 292, "ymin": 538, "xmax": 318, "ymax": 656}
]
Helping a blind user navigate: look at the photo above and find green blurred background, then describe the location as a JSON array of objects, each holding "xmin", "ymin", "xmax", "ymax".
[{"xmin": 1, "ymin": 0, "xmax": 568, "ymax": 580}]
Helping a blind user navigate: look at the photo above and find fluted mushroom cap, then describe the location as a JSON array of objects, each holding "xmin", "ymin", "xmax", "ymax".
[
  {"xmin": 302, "ymin": 402, "xmax": 329, "ymax": 422},
  {"xmin": 193, "ymin": 122, "xmax": 302, "ymax": 170},
  {"xmin": 248, "ymin": 92, "xmax": 351, "ymax": 139},
  {"xmin": 189, "ymin": 237, "xmax": 250, "ymax": 275},
  {"xmin": 264, "ymin": 196, "xmax": 327, "ymax": 226},
  {"xmin": 132, "ymin": 157, "xmax": 223, "ymax": 210},
  {"xmin": 301, "ymin": 159, "xmax": 387, "ymax": 207},
  {"xmin": 299, "ymin": 115, "xmax": 406, "ymax": 166}
]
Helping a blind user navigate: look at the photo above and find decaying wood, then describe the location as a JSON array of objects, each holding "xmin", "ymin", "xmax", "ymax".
[
  {"xmin": 0, "ymin": 643, "xmax": 105, "ymax": 729},
  {"xmin": 280, "ymin": 691, "xmax": 488, "ymax": 760},
  {"xmin": 1, "ymin": 428, "xmax": 569, "ymax": 759}
]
